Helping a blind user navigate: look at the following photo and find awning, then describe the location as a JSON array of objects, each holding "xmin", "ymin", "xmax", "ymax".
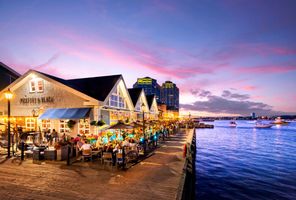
[{"xmin": 39, "ymin": 108, "xmax": 91, "ymax": 120}]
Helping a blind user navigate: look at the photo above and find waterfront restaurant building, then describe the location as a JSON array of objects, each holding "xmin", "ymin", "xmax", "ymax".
[
  {"xmin": 0, "ymin": 69, "xmax": 136, "ymax": 136},
  {"xmin": 145, "ymin": 94, "xmax": 159, "ymax": 120},
  {"xmin": 128, "ymin": 88, "xmax": 150, "ymax": 121}
]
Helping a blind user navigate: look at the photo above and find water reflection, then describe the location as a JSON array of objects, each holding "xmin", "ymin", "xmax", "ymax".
[{"xmin": 196, "ymin": 120, "xmax": 296, "ymax": 200}]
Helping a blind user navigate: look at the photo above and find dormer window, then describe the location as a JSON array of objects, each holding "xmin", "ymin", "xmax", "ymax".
[
  {"xmin": 136, "ymin": 99, "xmax": 142, "ymax": 111},
  {"xmin": 109, "ymin": 86, "xmax": 126, "ymax": 109},
  {"xmin": 109, "ymin": 93, "xmax": 126, "ymax": 108},
  {"xmin": 29, "ymin": 78, "xmax": 44, "ymax": 93}
]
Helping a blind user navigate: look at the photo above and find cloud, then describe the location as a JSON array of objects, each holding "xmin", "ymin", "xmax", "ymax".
[
  {"xmin": 180, "ymin": 95, "xmax": 276, "ymax": 116},
  {"xmin": 236, "ymin": 64, "xmax": 296, "ymax": 74},
  {"xmin": 221, "ymin": 90, "xmax": 250, "ymax": 100},
  {"xmin": 190, "ymin": 89, "xmax": 212, "ymax": 97},
  {"xmin": 181, "ymin": 89, "xmax": 292, "ymax": 116},
  {"xmin": 34, "ymin": 53, "xmax": 60, "ymax": 70},
  {"xmin": 241, "ymin": 85, "xmax": 257, "ymax": 91}
]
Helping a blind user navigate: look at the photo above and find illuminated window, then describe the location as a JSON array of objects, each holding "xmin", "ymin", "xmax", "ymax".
[
  {"xmin": 78, "ymin": 119, "xmax": 90, "ymax": 135},
  {"xmin": 30, "ymin": 80, "xmax": 36, "ymax": 92},
  {"xmin": 59, "ymin": 120, "xmax": 70, "ymax": 133},
  {"xmin": 29, "ymin": 78, "xmax": 44, "ymax": 93},
  {"xmin": 25, "ymin": 118, "xmax": 35, "ymax": 131},
  {"xmin": 119, "ymin": 96, "xmax": 125, "ymax": 108},
  {"xmin": 136, "ymin": 99, "xmax": 142, "ymax": 111},
  {"xmin": 41, "ymin": 120, "xmax": 51, "ymax": 132},
  {"xmin": 109, "ymin": 93, "xmax": 126, "ymax": 108},
  {"xmin": 109, "ymin": 94, "xmax": 118, "ymax": 107}
]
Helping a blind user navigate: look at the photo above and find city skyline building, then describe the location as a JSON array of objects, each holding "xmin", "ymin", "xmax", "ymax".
[
  {"xmin": 133, "ymin": 77, "xmax": 161, "ymax": 104},
  {"xmin": 161, "ymin": 81, "xmax": 179, "ymax": 111}
]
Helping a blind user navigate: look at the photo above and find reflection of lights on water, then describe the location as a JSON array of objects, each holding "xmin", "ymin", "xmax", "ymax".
[{"xmin": 276, "ymin": 125, "xmax": 281, "ymax": 129}]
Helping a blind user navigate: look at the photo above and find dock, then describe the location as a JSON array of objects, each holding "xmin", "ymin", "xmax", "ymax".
[{"xmin": 0, "ymin": 129, "xmax": 194, "ymax": 200}]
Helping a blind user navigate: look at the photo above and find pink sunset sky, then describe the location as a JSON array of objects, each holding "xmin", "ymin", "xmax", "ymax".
[{"xmin": 0, "ymin": 0, "xmax": 295, "ymax": 116}]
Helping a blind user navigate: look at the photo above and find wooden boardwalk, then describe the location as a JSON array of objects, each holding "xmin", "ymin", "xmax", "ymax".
[{"xmin": 0, "ymin": 129, "xmax": 193, "ymax": 200}]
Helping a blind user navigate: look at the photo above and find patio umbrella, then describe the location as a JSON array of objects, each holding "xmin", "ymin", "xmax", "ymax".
[
  {"xmin": 108, "ymin": 122, "xmax": 134, "ymax": 141},
  {"xmin": 147, "ymin": 120, "xmax": 159, "ymax": 126},
  {"xmin": 108, "ymin": 122, "xmax": 134, "ymax": 130},
  {"xmin": 129, "ymin": 122, "xmax": 145, "ymax": 129}
]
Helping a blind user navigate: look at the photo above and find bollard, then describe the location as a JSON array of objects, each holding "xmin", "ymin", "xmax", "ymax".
[
  {"xmin": 67, "ymin": 144, "xmax": 71, "ymax": 166},
  {"xmin": 21, "ymin": 140, "xmax": 25, "ymax": 161}
]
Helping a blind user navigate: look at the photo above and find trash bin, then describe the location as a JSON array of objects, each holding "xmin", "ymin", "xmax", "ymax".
[
  {"xmin": 44, "ymin": 150, "xmax": 57, "ymax": 160},
  {"xmin": 33, "ymin": 150, "xmax": 41, "ymax": 163},
  {"xmin": 33, "ymin": 149, "xmax": 45, "ymax": 161}
]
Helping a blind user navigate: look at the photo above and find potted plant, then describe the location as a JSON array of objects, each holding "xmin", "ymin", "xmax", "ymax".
[
  {"xmin": 97, "ymin": 120, "xmax": 105, "ymax": 126},
  {"xmin": 125, "ymin": 118, "xmax": 129, "ymax": 123},
  {"xmin": 67, "ymin": 120, "xmax": 76, "ymax": 129},
  {"xmin": 90, "ymin": 120, "xmax": 97, "ymax": 126}
]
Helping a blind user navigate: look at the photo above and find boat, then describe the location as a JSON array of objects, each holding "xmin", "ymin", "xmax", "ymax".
[
  {"xmin": 229, "ymin": 121, "xmax": 237, "ymax": 127},
  {"xmin": 255, "ymin": 122, "xmax": 273, "ymax": 129},
  {"xmin": 271, "ymin": 117, "xmax": 289, "ymax": 125}
]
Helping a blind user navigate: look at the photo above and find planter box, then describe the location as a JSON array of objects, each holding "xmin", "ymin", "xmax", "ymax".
[
  {"xmin": 44, "ymin": 150, "xmax": 57, "ymax": 160},
  {"xmin": 61, "ymin": 145, "xmax": 74, "ymax": 160},
  {"xmin": 61, "ymin": 145, "xmax": 68, "ymax": 161}
]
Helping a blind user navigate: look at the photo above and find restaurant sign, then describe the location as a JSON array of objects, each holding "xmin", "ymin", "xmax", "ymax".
[{"xmin": 20, "ymin": 96, "xmax": 54, "ymax": 104}]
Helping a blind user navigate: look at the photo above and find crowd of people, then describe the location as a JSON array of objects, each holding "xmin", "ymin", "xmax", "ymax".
[{"xmin": 0, "ymin": 121, "xmax": 180, "ymax": 165}]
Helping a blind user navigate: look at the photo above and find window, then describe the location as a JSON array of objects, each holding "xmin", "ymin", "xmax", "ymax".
[
  {"xmin": 136, "ymin": 99, "xmax": 142, "ymax": 111},
  {"xmin": 119, "ymin": 96, "xmax": 125, "ymax": 108},
  {"xmin": 79, "ymin": 119, "xmax": 90, "ymax": 135},
  {"xmin": 29, "ymin": 78, "xmax": 44, "ymax": 93},
  {"xmin": 109, "ymin": 93, "xmax": 126, "ymax": 108},
  {"xmin": 59, "ymin": 120, "xmax": 70, "ymax": 133},
  {"xmin": 109, "ymin": 94, "xmax": 118, "ymax": 107},
  {"xmin": 41, "ymin": 120, "xmax": 51, "ymax": 132},
  {"xmin": 26, "ymin": 118, "xmax": 35, "ymax": 131},
  {"xmin": 30, "ymin": 81, "xmax": 36, "ymax": 93},
  {"xmin": 37, "ymin": 80, "xmax": 44, "ymax": 92}
]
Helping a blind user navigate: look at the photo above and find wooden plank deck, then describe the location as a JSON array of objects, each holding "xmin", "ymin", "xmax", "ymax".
[{"xmin": 0, "ymin": 129, "xmax": 193, "ymax": 200}]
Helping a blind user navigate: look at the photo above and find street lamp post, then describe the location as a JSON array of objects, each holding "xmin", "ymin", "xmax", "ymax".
[
  {"xmin": 4, "ymin": 89, "xmax": 13, "ymax": 158},
  {"xmin": 141, "ymin": 103, "xmax": 146, "ymax": 155}
]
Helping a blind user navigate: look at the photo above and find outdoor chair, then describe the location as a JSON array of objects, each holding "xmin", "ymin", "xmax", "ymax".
[
  {"xmin": 102, "ymin": 152, "xmax": 113, "ymax": 170},
  {"xmin": 116, "ymin": 152, "xmax": 124, "ymax": 167},
  {"xmin": 82, "ymin": 149, "xmax": 92, "ymax": 162}
]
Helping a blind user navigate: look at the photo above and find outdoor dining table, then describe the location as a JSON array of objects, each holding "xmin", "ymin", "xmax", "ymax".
[{"xmin": 91, "ymin": 149, "xmax": 103, "ymax": 159}]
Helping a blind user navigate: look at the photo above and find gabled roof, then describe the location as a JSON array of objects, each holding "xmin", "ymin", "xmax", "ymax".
[
  {"xmin": 37, "ymin": 71, "xmax": 122, "ymax": 102},
  {"xmin": 0, "ymin": 62, "xmax": 21, "ymax": 91},
  {"xmin": 66, "ymin": 75, "xmax": 122, "ymax": 102},
  {"xmin": 0, "ymin": 62, "xmax": 21, "ymax": 77},
  {"xmin": 146, "ymin": 94, "xmax": 155, "ymax": 109},
  {"xmin": 128, "ymin": 88, "xmax": 143, "ymax": 106}
]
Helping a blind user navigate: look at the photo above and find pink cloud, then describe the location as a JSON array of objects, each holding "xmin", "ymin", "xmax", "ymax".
[
  {"xmin": 252, "ymin": 95, "xmax": 263, "ymax": 100},
  {"xmin": 241, "ymin": 85, "xmax": 258, "ymax": 91},
  {"xmin": 237, "ymin": 65, "xmax": 296, "ymax": 74},
  {"xmin": 37, "ymin": 30, "xmax": 227, "ymax": 79},
  {"xmin": 209, "ymin": 43, "xmax": 296, "ymax": 63}
]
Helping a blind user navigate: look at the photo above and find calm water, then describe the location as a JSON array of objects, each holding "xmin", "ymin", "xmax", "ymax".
[{"xmin": 195, "ymin": 120, "xmax": 296, "ymax": 200}]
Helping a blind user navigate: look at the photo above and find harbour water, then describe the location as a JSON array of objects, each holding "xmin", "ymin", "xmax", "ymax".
[{"xmin": 195, "ymin": 120, "xmax": 296, "ymax": 200}]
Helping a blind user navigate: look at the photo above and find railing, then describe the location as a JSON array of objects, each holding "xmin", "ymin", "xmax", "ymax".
[{"xmin": 176, "ymin": 128, "xmax": 196, "ymax": 200}]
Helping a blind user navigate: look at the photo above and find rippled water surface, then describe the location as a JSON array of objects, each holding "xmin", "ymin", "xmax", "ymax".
[{"xmin": 195, "ymin": 120, "xmax": 296, "ymax": 200}]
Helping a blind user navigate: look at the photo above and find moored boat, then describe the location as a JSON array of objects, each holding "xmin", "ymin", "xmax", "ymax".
[
  {"xmin": 255, "ymin": 123, "xmax": 273, "ymax": 128},
  {"xmin": 271, "ymin": 117, "xmax": 289, "ymax": 125},
  {"xmin": 229, "ymin": 121, "xmax": 237, "ymax": 128}
]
